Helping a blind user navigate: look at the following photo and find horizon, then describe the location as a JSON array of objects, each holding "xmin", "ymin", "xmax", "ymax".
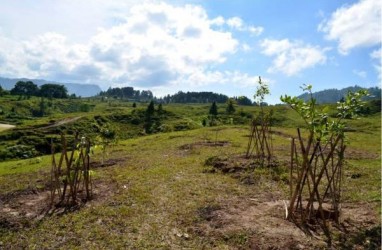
[{"xmin": 0, "ymin": 0, "xmax": 380, "ymax": 103}]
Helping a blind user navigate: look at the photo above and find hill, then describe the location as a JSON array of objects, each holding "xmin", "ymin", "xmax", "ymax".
[
  {"xmin": 0, "ymin": 93, "xmax": 380, "ymax": 248},
  {"xmin": 0, "ymin": 77, "xmax": 102, "ymax": 97},
  {"xmin": 297, "ymin": 86, "xmax": 381, "ymax": 104}
]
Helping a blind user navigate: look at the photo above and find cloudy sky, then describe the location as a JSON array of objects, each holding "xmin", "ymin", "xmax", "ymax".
[{"xmin": 0, "ymin": 0, "xmax": 380, "ymax": 103}]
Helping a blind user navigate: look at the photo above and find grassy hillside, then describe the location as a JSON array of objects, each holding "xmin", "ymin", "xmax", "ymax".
[{"xmin": 0, "ymin": 96, "xmax": 380, "ymax": 249}]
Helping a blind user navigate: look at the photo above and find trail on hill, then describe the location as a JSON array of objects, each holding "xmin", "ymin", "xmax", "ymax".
[
  {"xmin": 0, "ymin": 123, "xmax": 15, "ymax": 131},
  {"xmin": 38, "ymin": 116, "xmax": 82, "ymax": 129}
]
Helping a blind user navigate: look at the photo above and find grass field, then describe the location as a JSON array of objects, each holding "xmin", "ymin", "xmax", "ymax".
[{"xmin": 0, "ymin": 97, "xmax": 380, "ymax": 249}]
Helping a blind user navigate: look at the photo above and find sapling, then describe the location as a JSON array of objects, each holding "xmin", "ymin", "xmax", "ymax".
[
  {"xmin": 281, "ymin": 85, "xmax": 368, "ymax": 234},
  {"xmin": 246, "ymin": 76, "xmax": 273, "ymax": 163},
  {"xmin": 50, "ymin": 133, "xmax": 93, "ymax": 208},
  {"xmin": 97, "ymin": 126, "xmax": 117, "ymax": 165}
]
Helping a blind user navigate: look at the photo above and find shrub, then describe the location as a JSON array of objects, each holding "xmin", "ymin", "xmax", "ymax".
[{"xmin": 0, "ymin": 144, "xmax": 38, "ymax": 160}]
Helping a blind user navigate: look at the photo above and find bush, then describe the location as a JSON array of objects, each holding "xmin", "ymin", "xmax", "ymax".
[
  {"xmin": 173, "ymin": 120, "xmax": 200, "ymax": 131},
  {"xmin": 18, "ymin": 135, "xmax": 51, "ymax": 154},
  {"xmin": 0, "ymin": 144, "xmax": 38, "ymax": 160},
  {"xmin": 158, "ymin": 124, "xmax": 173, "ymax": 132}
]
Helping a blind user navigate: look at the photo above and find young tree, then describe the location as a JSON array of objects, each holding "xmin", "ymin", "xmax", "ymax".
[
  {"xmin": 98, "ymin": 126, "xmax": 116, "ymax": 165},
  {"xmin": 144, "ymin": 101, "xmax": 156, "ymax": 133},
  {"xmin": 146, "ymin": 100, "xmax": 155, "ymax": 116},
  {"xmin": 209, "ymin": 101, "xmax": 218, "ymax": 116},
  {"xmin": 226, "ymin": 98, "xmax": 236, "ymax": 114},
  {"xmin": 38, "ymin": 97, "xmax": 46, "ymax": 117},
  {"xmin": 157, "ymin": 103, "xmax": 163, "ymax": 113},
  {"xmin": 246, "ymin": 76, "xmax": 272, "ymax": 161},
  {"xmin": 280, "ymin": 85, "xmax": 368, "ymax": 228}
]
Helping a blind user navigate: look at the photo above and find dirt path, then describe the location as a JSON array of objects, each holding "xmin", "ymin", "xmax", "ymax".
[
  {"xmin": 0, "ymin": 123, "xmax": 15, "ymax": 131},
  {"xmin": 38, "ymin": 116, "xmax": 82, "ymax": 130}
]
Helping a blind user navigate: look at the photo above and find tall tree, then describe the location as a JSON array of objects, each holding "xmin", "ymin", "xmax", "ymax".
[
  {"xmin": 10, "ymin": 81, "xmax": 39, "ymax": 99},
  {"xmin": 235, "ymin": 96, "xmax": 253, "ymax": 106},
  {"xmin": 146, "ymin": 100, "xmax": 155, "ymax": 116},
  {"xmin": 0, "ymin": 85, "xmax": 8, "ymax": 96},
  {"xmin": 226, "ymin": 99, "xmax": 236, "ymax": 114},
  {"xmin": 39, "ymin": 84, "xmax": 68, "ymax": 99},
  {"xmin": 209, "ymin": 101, "xmax": 218, "ymax": 116},
  {"xmin": 144, "ymin": 101, "xmax": 156, "ymax": 133}
]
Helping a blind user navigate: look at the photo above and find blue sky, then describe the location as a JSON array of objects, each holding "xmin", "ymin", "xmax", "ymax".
[{"xmin": 0, "ymin": 0, "xmax": 380, "ymax": 103}]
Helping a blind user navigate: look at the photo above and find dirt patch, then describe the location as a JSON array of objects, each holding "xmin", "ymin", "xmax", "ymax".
[
  {"xmin": 204, "ymin": 155, "xmax": 257, "ymax": 174},
  {"xmin": 345, "ymin": 149, "xmax": 379, "ymax": 160},
  {"xmin": 90, "ymin": 157, "xmax": 128, "ymax": 168},
  {"xmin": 192, "ymin": 196, "xmax": 380, "ymax": 249},
  {"xmin": 204, "ymin": 155, "xmax": 283, "ymax": 185},
  {"xmin": 271, "ymin": 130, "xmax": 295, "ymax": 139},
  {"xmin": 179, "ymin": 140, "xmax": 230, "ymax": 150},
  {"xmin": 0, "ymin": 178, "xmax": 119, "ymax": 232},
  {"xmin": 0, "ymin": 158, "xmax": 127, "ymax": 232}
]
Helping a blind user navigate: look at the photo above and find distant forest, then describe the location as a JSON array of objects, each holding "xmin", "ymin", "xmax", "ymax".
[
  {"xmin": 99, "ymin": 85, "xmax": 381, "ymax": 105},
  {"xmin": 298, "ymin": 86, "xmax": 381, "ymax": 104},
  {"xmin": 99, "ymin": 87, "xmax": 254, "ymax": 105},
  {"xmin": 99, "ymin": 87, "xmax": 154, "ymax": 101}
]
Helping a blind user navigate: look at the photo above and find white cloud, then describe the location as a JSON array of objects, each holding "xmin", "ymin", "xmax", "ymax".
[
  {"xmin": 260, "ymin": 39, "xmax": 328, "ymax": 76},
  {"xmin": 227, "ymin": 17, "xmax": 244, "ymax": 29},
  {"xmin": 0, "ymin": 2, "xmax": 248, "ymax": 88},
  {"xmin": 319, "ymin": 0, "xmax": 381, "ymax": 55},
  {"xmin": 370, "ymin": 48, "xmax": 382, "ymax": 81},
  {"xmin": 248, "ymin": 26, "xmax": 264, "ymax": 36},
  {"xmin": 370, "ymin": 48, "xmax": 381, "ymax": 60},
  {"xmin": 242, "ymin": 43, "xmax": 251, "ymax": 52},
  {"xmin": 353, "ymin": 69, "xmax": 367, "ymax": 78},
  {"xmin": 0, "ymin": 1, "xmax": 270, "ymax": 93},
  {"xmin": 210, "ymin": 16, "xmax": 225, "ymax": 26},
  {"xmin": 226, "ymin": 17, "xmax": 264, "ymax": 35}
]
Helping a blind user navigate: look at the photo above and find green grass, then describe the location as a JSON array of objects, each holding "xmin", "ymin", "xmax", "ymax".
[
  {"xmin": 1, "ymin": 120, "xmax": 380, "ymax": 248},
  {"xmin": 0, "ymin": 96, "xmax": 380, "ymax": 248}
]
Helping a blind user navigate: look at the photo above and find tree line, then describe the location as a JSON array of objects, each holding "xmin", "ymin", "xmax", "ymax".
[
  {"xmin": 100, "ymin": 87, "xmax": 257, "ymax": 105},
  {"xmin": 298, "ymin": 85, "xmax": 381, "ymax": 104},
  {"xmin": 1, "ymin": 81, "xmax": 69, "ymax": 99},
  {"xmin": 99, "ymin": 87, "xmax": 154, "ymax": 101}
]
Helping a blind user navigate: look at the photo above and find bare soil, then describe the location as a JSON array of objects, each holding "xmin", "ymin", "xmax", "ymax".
[
  {"xmin": 201, "ymin": 152, "xmax": 380, "ymax": 249},
  {"xmin": 193, "ymin": 195, "xmax": 380, "ymax": 249},
  {"xmin": 0, "ymin": 123, "xmax": 15, "ymax": 131},
  {"xmin": 0, "ymin": 158, "xmax": 126, "ymax": 232},
  {"xmin": 345, "ymin": 148, "xmax": 380, "ymax": 160},
  {"xmin": 179, "ymin": 140, "xmax": 231, "ymax": 150},
  {"xmin": 37, "ymin": 116, "xmax": 83, "ymax": 130}
]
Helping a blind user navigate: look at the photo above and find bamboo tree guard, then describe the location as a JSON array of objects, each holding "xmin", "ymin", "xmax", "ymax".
[
  {"xmin": 287, "ymin": 128, "xmax": 345, "ymax": 233},
  {"xmin": 245, "ymin": 112, "xmax": 273, "ymax": 166},
  {"xmin": 50, "ymin": 132, "xmax": 93, "ymax": 208}
]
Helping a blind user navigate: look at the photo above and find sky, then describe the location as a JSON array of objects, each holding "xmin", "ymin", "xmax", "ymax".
[{"xmin": 0, "ymin": 0, "xmax": 380, "ymax": 103}]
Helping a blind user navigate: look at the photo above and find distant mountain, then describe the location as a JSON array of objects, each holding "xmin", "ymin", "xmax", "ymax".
[
  {"xmin": 0, "ymin": 77, "xmax": 102, "ymax": 97},
  {"xmin": 297, "ymin": 86, "xmax": 381, "ymax": 104}
]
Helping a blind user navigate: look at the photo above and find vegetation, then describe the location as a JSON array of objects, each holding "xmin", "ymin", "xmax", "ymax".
[
  {"xmin": 99, "ymin": 86, "xmax": 153, "ymax": 101},
  {"xmin": 0, "ymin": 86, "xmax": 380, "ymax": 249},
  {"xmin": 162, "ymin": 91, "xmax": 229, "ymax": 104},
  {"xmin": 246, "ymin": 76, "xmax": 272, "ymax": 161},
  {"xmin": 226, "ymin": 99, "xmax": 236, "ymax": 114},
  {"xmin": 209, "ymin": 101, "xmax": 218, "ymax": 116},
  {"xmin": 8, "ymin": 81, "xmax": 69, "ymax": 100},
  {"xmin": 281, "ymin": 85, "xmax": 368, "ymax": 240},
  {"xmin": 298, "ymin": 85, "xmax": 380, "ymax": 104}
]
